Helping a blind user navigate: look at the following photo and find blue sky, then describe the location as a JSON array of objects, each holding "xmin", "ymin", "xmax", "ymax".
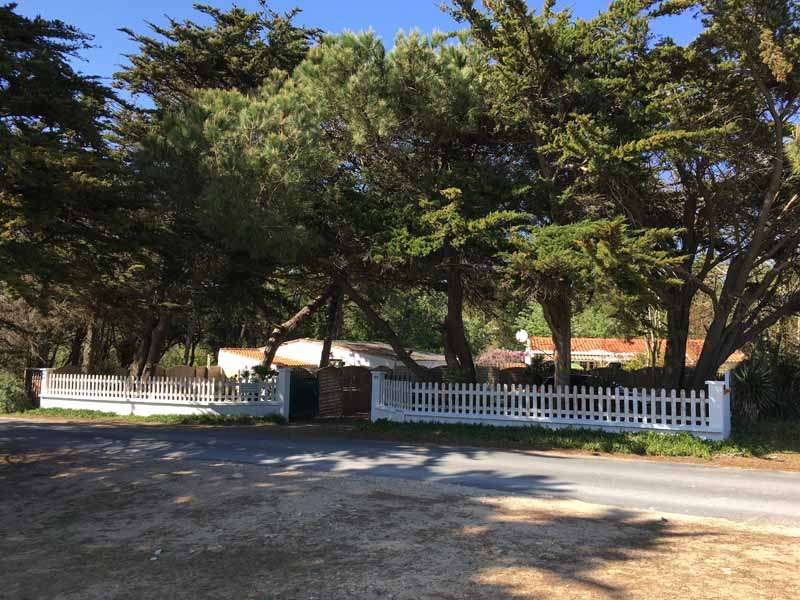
[{"xmin": 15, "ymin": 0, "xmax": 703, "ymax": 88}]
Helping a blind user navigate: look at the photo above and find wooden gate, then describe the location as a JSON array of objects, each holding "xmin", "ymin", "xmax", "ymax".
[
  {"xmin": 24, "ymin": 368, "xmax": 44, "ymax": 408},
  {"xmin": 340, "ymin": 366, "xmax": 371, "ymax": 415},
  {"xmin": 318, "ymin": 366, "xmax": 371, "ymax": 417}
]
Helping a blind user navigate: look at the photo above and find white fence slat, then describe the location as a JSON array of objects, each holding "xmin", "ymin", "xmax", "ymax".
[
  {"xmin": 40, "ymin": 372, "xmax": 279, "ymax": 407},
  {"xmin": 649, "ymin": 388, "xmax": 657, "ymax": 424},
  {"xmin": 669, "ymin": 389, "xmax": 677, "ymax": 426}
]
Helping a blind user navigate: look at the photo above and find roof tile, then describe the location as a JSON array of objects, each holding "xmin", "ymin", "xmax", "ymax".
[{"xmin": 526, "ymin": 337, "xmax": 745, "ymax": 364}]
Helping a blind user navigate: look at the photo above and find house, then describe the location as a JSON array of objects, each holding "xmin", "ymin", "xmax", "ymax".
[
  {"xmin": 216, "ymin": 347, "xmax": 314, "ymax": 377},
  {"xmin": 523, "ymin": 336, "xmax": 746, "ymax": 370},
  {"xmin": 218, "ymin": 338, "xmax": 447, "ymax": 377}
]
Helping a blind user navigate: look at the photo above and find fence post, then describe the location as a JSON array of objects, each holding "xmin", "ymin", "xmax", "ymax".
[
  {"xmin": 370, "ymin": 370, "xmax": 386, "ymax": 422},
  {"xmin": 277, "ymin": 368, "xmax": 291, "ymax": 421},
  {"xmin": 706, "ymin": 379, "xmax": 731, "ymax": 439},
  {"xmin": 39, "ymin": 368, "xmax": 50, "ymax": 405},
  {"xmin": 725, "ymin": 369, "xmax": 735, "ymax": 414}
]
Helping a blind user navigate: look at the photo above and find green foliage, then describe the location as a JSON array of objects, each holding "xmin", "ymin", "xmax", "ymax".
[
  {"xmin": 6, "ymin": 0, "xmax": 800, "ymax": 392},
  {"xmin": 732, "ymin": 337, "xmax": 800, "ymax": 421},
  {"xmin": 734, "ymin": 361, "xmax": 777, "ymax": 422},
  {"xmin": 0, "ymin": 372, "xmax": 28, "ymax": 413},
  {"xmin": 0, "ymin": 3, "xmax": 125, "ymax": 302},
  {"xmin": 514, "ymin": 301, "xmax": 627, "ymax": 339},
  {"xmin": 105, "ymin": 1, "xmax": 325, "ymax": 374},
  {"xmin": 525, "ymin": 355, "xmax": 551, "ymax": 385},
  {"xmin": 506, "ymin": 219, "xmax": 679, "ymax": 322},
  {"xmin": 339, "ymin": 290, "xmax": 446, "ymax": 353},
  {"xmin": 622, "ymin": 352, "xmax": 655, "ymax": 372},
  {"xmin": 116, "ymin": 2, "xmax": 319, "ymax": 107}
]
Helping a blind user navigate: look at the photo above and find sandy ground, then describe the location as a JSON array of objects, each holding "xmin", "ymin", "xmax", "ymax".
[{"xmin": 3, "ymin": 445, "xmax": 800, "ymax": 600}]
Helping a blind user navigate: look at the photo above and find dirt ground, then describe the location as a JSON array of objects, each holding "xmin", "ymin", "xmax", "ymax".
[{"xmin": 2, "ymin": 445, "xmax": 800, "ymax": 600}]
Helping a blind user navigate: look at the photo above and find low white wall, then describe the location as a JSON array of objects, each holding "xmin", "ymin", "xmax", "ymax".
[
  {"xmin": 370, "ymin": 372, "xmax": 732, "ymax": 440},
  {"xmin": 374, "ymin": 410, "xmax": 729, "ymax": 439},
  {"xmin": 40, "ymin": 396, "xmax": 283, "ymax": 418},
  {"xmin": 39, "ymin": 369, "xmax": 292, "ymax": 420}
]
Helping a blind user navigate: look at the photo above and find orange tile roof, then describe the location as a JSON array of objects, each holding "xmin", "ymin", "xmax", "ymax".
[
  {"xmin": 273, "ymin": 356, "xmax": 318, "ymax": 367},
  {"xmin": 526, "ymin": 337, "xmax": 745, "ymax": 365},
  {"xmin": 528, "ymin": 337, "xmax": 645, "ymax": 355},
  {"xmin": 219, "ymin": 347, "xmax": 266, "ymax": 360}
]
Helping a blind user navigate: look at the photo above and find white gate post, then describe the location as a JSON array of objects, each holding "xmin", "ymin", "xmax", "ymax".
[
  {"xmin": 277, "ymin": 368, "xmax": 291, "ymax": 421},
  {"xmin": 40, "ymin": 368, "xmax": 50, "ymax": 396},
  {"xmin": 38, "ymin": 368, "xmax": 50, "ymax": 407},
  {"xmin": 370, "ymin": 370, "xmax": 386, "ymax": 422},
  {"xmin": 707, "ymin": 380, "xmax": 731, "ymax": 439}
]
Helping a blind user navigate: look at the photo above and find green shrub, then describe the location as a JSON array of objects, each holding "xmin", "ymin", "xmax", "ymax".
[
  {"xmin": 770, "ymin": 358, "xmax": 800, "ymax": 419},
  {"xmin": 731, "ymin": 337, "xmax": 800, "ymax": 421},
  {"xmin": 525, "ymin": 356, "xmax": 551, "ymax": 385},
  {"xmin": 0, "ymin": 372, "xmax": 29, "ymax": 413}
]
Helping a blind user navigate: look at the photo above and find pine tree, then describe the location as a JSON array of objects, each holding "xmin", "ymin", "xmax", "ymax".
[{"xmin": 0, "ymin": 3, "xmax": 124, "ymax": 302}]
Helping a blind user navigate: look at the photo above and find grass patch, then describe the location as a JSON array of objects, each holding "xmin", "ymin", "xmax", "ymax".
[
  {"xmin": 4, "ymin": 407, "xmax": 286, "ymax": 426},
  {"xmin": 355, "ymin": 419, "xmax": 800, "ymax": 459}
]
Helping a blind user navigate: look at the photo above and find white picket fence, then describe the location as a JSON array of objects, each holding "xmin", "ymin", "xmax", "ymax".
[
  {"xmin": 40, "ymin": 370, "xmax": 291, "ymax": 419},
  {"xmin": 370, "ymin": 372, "xmax": 731, "ymax": 439}
]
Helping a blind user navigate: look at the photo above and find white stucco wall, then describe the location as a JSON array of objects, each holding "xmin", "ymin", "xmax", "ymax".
[
  {"xmin": 276, "ymin": 340, "xmax": 446, "ymax": 369},
  {"xmin": 274, "ymin": 340, "xmax": 392, "ymax": 368},
  {"xmin": 218, "ymin": 340, "xmax": 447, "ymax": 374},
  {"xmin": 40, "ymin": 396, "xmax": 283, "ymax": 418}
]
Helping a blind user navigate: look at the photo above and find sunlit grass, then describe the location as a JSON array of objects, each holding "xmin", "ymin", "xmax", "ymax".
[
  {"xmin": 5, "ymin": 407, "xmax": 286, "ymax": 426},
  {"xmin": 356, "ymin": 419, "xmax": 800, "ymax": 459}
]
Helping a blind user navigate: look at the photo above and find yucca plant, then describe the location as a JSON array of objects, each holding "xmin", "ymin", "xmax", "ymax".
[{"xmin": 733, "ymin": 361, "xmax": 776, "ymax": 422}]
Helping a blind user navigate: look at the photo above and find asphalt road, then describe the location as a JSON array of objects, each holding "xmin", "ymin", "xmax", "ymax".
[{"xmin": 2, "ymin": 419, "xmax": 799, "ymax": 526}]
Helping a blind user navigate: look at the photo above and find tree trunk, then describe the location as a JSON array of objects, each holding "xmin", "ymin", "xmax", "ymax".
[
  {"xmin": 142, "ymin": 313, "xmax": 169, "ymax": 378},
  {"xmin": 183, "ymin": 313, "xmax": 196, "ymax": 366},
  {"xmin": 690, "ymin": 343, "xmax": 727, "ymax": 389},
  {"xmin": 663, "ymin": 293, "xmax": 692, "ymax": 389},
  {"xmin": 645, "ymin": 334, "xmax": 661, "ymax": 388},
  {"xmin": 689, "ymin": 323, "xmax": 738, "ymax": 388},
  {"xmin": 131, "ymin": 314, "xmax": 157, "ymax": 377},
  {"xmin": 443, "ymin": 265, "xmax": 477, "ymax": 382},
  {"xmin": 320, "ymin": 286, "xmax": 344, "ymax": 368},
  {"xmin": 540, "ymin": 291, "xmax": 571, "ymax": 387},
  {"xmin": 47, "ymin": 344, "xmax": 60, "ymax": 368},
  {"xmin": 83, "ymin": 317, "xmax": 105, "ymax": 374},
  {"xmin": 342, "ymin": 281, "xmax": 430, "ymax": 380},
  {"xmin": 262, "ymin": 283, "xmax": 336, "ymax": 369},
  {"xmin": 65, "ymin": 324, "xmax": 88, "ymax": 367},
  {"xmin": 440, "ymin": 322, "xmax": 459, "ymax": 368},
  {"xmin": 114, "ymin": 334, "xmax": 138, "ymax": 370},
  {"xmin": 28, "ymin": 340, "xmax": 51, "ymax": 368}
]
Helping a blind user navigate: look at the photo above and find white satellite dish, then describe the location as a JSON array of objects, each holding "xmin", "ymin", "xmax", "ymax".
[{"xmin": 515, "ymin": 329, "xmax": 529, "ymax": 344}]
